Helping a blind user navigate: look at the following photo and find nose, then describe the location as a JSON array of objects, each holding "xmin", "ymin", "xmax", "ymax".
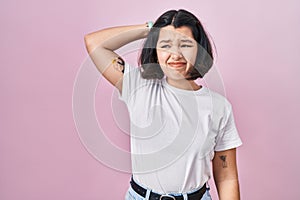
[{"xmin": 170, "ymin": 46, "xmax": 183, "ymax": 60}]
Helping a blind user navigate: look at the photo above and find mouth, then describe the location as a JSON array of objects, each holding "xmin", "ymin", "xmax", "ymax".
[{"xmin": 167, "ymin": 62, "xmax": 187, "ymax": 68}]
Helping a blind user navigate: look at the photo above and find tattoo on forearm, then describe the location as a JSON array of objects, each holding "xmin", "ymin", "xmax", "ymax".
[{"xmin": 219, "ymin": 155, "xmax": 227, "ymax": 168}]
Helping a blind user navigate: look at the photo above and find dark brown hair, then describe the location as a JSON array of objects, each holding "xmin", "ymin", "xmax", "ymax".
[{"xmin": 139, "ymin": 9, "xmax": 214, "ymax": 80}]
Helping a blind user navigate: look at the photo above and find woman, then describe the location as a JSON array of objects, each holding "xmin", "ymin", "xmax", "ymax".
[{"xmin": 84, "ymin": 9, "xmax": 242, "ymax": 200}]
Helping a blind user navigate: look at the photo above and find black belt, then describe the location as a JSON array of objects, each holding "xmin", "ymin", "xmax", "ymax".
[{"xmin": 130, "ymin": 177, "xmax": 207, "ymax": 200}]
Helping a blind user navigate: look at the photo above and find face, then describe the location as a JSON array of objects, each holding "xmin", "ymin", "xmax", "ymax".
[{"xmin": 156, "ymin": 25, "xmax": 197, "ymax": 80}]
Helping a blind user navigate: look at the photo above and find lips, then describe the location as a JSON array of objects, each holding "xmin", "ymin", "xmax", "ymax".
[{"xmin": 167, "ymin": 62, "xmax": 186, "ymax": 68}]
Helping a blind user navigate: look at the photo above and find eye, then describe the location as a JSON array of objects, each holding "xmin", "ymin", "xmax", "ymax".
[
  {"xmin": 160, "ymin": 44, "xmax": 171, "ymax": 48},
  {"xmin": 181, "ymin": 44, "xmax": 193, "ymax": 48}
]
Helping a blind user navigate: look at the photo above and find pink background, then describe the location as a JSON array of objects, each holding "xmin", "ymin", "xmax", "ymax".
[{"xmin": 1, "ymin": 0, "xmax": 300, "ymax": 199}]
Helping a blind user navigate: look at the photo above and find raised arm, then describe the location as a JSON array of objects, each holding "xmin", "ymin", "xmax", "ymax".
[
  {"xmin": 212, "ymin": 148, "xmax": 241, "ymax": 200},
  {"xmin": 84, "ymin": 24, "xmax": 150, "ymax": 92}
]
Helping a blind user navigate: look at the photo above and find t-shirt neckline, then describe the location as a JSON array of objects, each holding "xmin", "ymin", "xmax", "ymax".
[{"xmin": 162, "ymin": 78, "xmax": 207, "ymax": 95}]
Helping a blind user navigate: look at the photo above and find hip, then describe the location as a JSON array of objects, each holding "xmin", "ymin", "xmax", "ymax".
[{"xmin": 125, "ymin": 178, "xmax": 212, "ymax": 200}]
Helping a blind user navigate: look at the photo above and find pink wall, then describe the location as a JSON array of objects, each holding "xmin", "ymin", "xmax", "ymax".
[{"xmin": 1, "ymin": 0, "xmax": 300, "ymax": 199}]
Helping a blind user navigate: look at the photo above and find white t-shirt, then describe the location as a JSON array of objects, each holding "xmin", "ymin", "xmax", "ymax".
[{"xmin": 119, "ymin": 64, "xmax": 242, "ymax": 194}]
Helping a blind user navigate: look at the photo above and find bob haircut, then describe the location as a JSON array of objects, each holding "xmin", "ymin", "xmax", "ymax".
[{"xmin": 139, "ymin": 9, "xmax": 214, "ymax": 80}]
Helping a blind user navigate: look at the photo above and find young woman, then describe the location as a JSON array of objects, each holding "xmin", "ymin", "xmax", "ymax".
[{"xmin": 84, "ymin": 9, "xmax": 242, "ymax": 200}]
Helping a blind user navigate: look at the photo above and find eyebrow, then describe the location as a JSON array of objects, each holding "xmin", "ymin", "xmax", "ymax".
[
  {"xmin": 159, "ymin": 40, "xmax": 172, "ymax": 44},
  {"xmin": 181, "ymin": 39, "xmax": 193, "ymax": 43},
  {"xmin": 158, "ymin": 39, "xmax": 194, "ymax": 44}
]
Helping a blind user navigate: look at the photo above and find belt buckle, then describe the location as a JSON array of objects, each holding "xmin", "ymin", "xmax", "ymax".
[{"xmin": 159, "ymin": 194, "xmax": 176, "ymax": 200}]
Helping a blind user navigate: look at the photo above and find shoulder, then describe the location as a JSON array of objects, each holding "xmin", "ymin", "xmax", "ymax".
[
  {"xmin": 122, "ymin": 63, "xmax": 162, "ymax": 90},
  {"xmin": 205, "ymin": 88, "xmax": 233, "ymax": 115},
  {"xmin": 206, "ymin": 88, "xmax": 232, "ymax": 106}
]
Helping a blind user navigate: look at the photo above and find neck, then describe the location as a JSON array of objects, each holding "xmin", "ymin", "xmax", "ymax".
[{"xmin": 166, "ymin": 78, "xmax": 201, "ymax": 91}]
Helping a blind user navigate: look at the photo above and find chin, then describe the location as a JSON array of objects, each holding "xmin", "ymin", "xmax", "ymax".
[
  {"xmin": 161, "ymin": 66, "xmax": 189, "ymax": 80},
  {"xmin": 165, "ymin": 72, "xmax": 187, "ymax": 80}
]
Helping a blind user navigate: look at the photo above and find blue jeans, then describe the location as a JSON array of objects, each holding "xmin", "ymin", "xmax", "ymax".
[{"xmin": 124, "ymin": 184, "xmax": 212, "ymax": 200}]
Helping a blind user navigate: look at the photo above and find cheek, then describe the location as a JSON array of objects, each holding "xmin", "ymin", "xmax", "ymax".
[
  {"xmin": 186, "ymin": 62, "xmax": 194, "ymax": 72},
  {"xmin": 157, "ymin": 50, "xmax": 170, "ymax": 65},
  {"xmin": 181, "ymin": 47, "xmax": 197, "ymax": 65}
]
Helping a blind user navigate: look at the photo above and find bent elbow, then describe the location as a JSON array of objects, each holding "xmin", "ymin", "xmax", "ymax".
[{"xmin": 84, "ymin": 34, "xmax": 92, "ymax": 52}]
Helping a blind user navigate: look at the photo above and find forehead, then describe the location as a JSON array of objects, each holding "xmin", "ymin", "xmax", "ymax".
[{"xmin": 158, "ymin": 25, "xmax": 194, "ymax": 41}]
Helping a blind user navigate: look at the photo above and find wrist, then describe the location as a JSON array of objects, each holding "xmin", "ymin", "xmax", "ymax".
[
  {"xmin": 138, "ymin": 22, "xmax": 152, "ymax": 38},
  {"xmin": 146, "ymin": 21, "xmax": 153, "ymax": 29}
]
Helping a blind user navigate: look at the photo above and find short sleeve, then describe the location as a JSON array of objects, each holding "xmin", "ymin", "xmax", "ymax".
[
  {"xmin": 118, "ymin": 63, "xmax": 145, "ymax": 104},
  {"xmin": 214, "ymin": 105, "xmax": 243, "ymax": 151}
]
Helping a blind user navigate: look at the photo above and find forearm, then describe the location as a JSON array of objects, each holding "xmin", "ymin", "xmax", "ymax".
[
  {"xmin": 84, "ymin": 24, "xmax": 149, "ymax": 52},
  {"xmin": 83, "ymin": 23, "xmax": 149, "ymax": 76},
  {"xmin": 214, "ymin": 179, "xmax": 240, "ymax": 200},
  {"xmin": 213, "ymin": 148, "xmax": 240, "ymax": 200}
]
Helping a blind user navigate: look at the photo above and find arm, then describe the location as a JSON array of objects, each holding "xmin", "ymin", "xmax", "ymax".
[
  {"xmin": 84, "ymin": 24, "xmax": 149, "ymax": 92},
  {"xmin": 212, "ymin": 148, "xmax": 240, "ymax": 200}
]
